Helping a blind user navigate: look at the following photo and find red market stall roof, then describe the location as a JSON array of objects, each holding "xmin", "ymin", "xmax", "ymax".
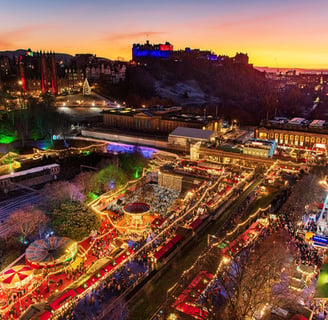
[
  {"xmin": 190, "ymin": 217, "xmax": 203, "ymax": 230},
  {"xmin": 175, "ymin": 303, "xmax": 208, "ymax": 320},
  {"xmin": 75, "ymin": 282, "xmax": 89, "ymax": 294},
  {"xmin": 173, "ymin": 271, "xmax": 213, "ymax": 320},
  {"xmin": 103, "ymin": 263, "xmax": 114, "ymax": 273},
  {"xmin": 86, "ymin": 270, "xmax": 106, "ymax": 287},
  {"xmin": 39, "ymin": 311, "xmax": 52, "ymax": 320},
  {"xmin": 151, "ymin": 217, "xmax": 166, "ymax": 227},
  {"xmin": 50, "ymin": 289, "xmax": 76, "ymax": 311},
  {"xmin": 115, "ymin": 249, "xmax": 133, "ymax": 264},
  {"xmin": 87, "ymin": 276, "xmax": 98, "ymax": 287},
  {"xmin": 291, "ymin": 315, "xmax": 308, "ymax": 320},
  {"xmin": 75, "ymin": 270, "xmax": 107, "ymax": 295},
  {"xmin": 154, "ymin": 242, "xmax": 175, "ymax": 260},
  {"xmin": 154, "ymin": 235, "xmax": 182, "ymax": 260}
]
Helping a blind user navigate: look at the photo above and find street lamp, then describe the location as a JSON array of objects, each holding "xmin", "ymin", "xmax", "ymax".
[
  {"xmin": 17, "ymin": 80, "xmax": 24, "ymax": 109},
  {"xmin": 207, "ymin": 234, "xmax": 219, "ymax": 246}
]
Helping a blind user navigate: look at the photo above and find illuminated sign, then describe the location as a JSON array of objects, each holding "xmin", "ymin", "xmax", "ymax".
[{"xmin": 313, "ymin": 235, "xmax": 328, "ymax": 248}]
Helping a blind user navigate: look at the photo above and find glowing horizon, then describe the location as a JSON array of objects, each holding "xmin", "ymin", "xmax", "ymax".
[{"xmin": 1, "ymin": 0, "xmax": 328, "ymax": 69}]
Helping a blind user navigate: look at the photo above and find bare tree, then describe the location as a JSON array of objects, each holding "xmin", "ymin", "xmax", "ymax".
[
  {"xmin": 217, "ymin": 230, "xmax": 298, "ymax": 320},
  {"xmin": 42, "ymin": 181, "xmax": 85, "ymax": 206},
  {"xmin": 73, "ymin": 171, "xmax": 95, "ymax": 196},
  {"xmin": 7, "ymin": 206, "xmax": 48, "ymax": 242}
]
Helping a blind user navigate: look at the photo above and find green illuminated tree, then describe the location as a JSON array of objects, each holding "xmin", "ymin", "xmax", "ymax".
[{"xmin": 51, "ymin": 202, "xmax": 101, "ymax": 241}]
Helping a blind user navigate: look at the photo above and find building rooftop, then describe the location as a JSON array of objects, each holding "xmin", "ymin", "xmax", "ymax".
[
  {"xmin": 310, "ymin": 120, "xmax": 326, "ymax": 127},
  {"xmin": 103, "ymin": 106, "xmax": 182, "ymax": 116},
  {"xmin": 169, "ymin": 127, "xmax": 214, "ymax": 140},
  {"xmin": 103, "ymin": 106, "xmax": 215, "ymax": 124},
  {"xmin": 260, "ymin": 118, "xmax": 328, "ymax": 133},
  {"xmin": 288, "ymin": 117, "xmax": 306, "ymax": 125},
  {"xmin": 244, "ymin": 138, "xmax": 276, "ymax": 150}
]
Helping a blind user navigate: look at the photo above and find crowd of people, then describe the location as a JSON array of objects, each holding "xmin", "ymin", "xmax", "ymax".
[
  {"xmin": 152, "ymin": 167, "xmax": 328, "ymax": 320},
  {"xmin": 0, "ymin": 165, "xmax": 249, "ymax": 320},
  {"xmin": 58, "ymin": 258, "xmax": 149, "ymax": 320},
  {"xmin": 54, "ymin": 167, "xmax": 239, "ymax": 320},
  {"xmin": 106, "ymin": 184, "xmax": 179, "ymax": 217},
  {"xmin": 91, "ymin": 230, "xmax": 117, "ymax": 259}
]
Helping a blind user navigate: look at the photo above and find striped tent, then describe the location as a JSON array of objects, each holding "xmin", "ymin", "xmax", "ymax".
[
  {"xmin": 26, "ymin": 236, "xmax": 77, "ymax": 268},
  {"xmin": 1, "ymin": 265, "xmax": 33, "ymax": 288}
]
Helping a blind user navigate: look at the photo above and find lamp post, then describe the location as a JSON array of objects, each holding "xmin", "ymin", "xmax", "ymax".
[
  {"xmin": 17, "ymin": 80, "xmax": 24, "ymax": 109},
  {"xmin": 207, "ymin": 234, "xmax": 219, "ymax": 247}
]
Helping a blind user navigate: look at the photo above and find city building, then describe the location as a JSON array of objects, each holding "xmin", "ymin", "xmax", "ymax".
[
  {"xmin": 18, "ymin": 50, "xmax": 58, "ymax": 94},
  {"xmin": 85, "ymin": 61, "xmax": 126, "ymax": 84},
  {"xmin": 168, "ymin": 127, "xmax": 217, "ymax": 148},
  {"xmin": 255, "ymin": 118, "xmax": 328, "ymax": 149},
  {"xmin": 0, "ymin": 49, "xmax": 85, "ymax": 95},
  {"xmin": 103, "ymin": 106, "xmax": 222, "ymax": 135},
  {"xmin": 264, "ymin": 70, "xmax": 328, "ymax": 91},
  {"xmin": 0, "ymin": 50, "xmax": 126, "ymax": 95},
  {"xmin": 243, "ymin": 138, "xmax": 277, "ymax": 158},
  {"xmin": 74, "ymin": 53, "xmax": 126, "ymax": 84}
]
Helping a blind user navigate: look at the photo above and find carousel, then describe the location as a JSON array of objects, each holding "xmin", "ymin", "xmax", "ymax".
[
  {"xmin": 0, "ymin": 265, "xmax": 34, "ymax": 290},
  {"xmin": 26, "ymin": 236, "xmax": 78, "ymax": 269},
  {"xmin": 113, "ymin": 202, "xmax": 155, "ymax": 237},
  {"xmin": 123, "ymin": 203, "xmax": 151, "ymax": 226},
  {"xmin": 0, "ymin": 265, "xmax": 34, "ymax": 310}
]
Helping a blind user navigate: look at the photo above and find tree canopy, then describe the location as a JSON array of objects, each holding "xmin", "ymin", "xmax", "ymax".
[{"xmin": 50, "ymin": 202, "xmax": 101, "ymax": 241}]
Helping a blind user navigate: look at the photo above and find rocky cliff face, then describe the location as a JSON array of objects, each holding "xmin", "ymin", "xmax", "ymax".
[{"xmin": 99, "ymin": 58, "xmax": 277, "ymax": 124}]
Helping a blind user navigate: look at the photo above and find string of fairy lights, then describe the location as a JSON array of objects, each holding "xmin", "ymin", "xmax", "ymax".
[
  {"xmin": 162, "ymin": 159, "xmax": 310, "ymax": 318},
  {"xmin": 158, "ymin": 161, "xmax": 299, "ymax": 318},
  {"xmin": 71, "ymin": 159, "xmax": 302, "ymax": 318},
  {"xmin": 1, "ymin": 152, "xmax": 304, "ymax": 319}
]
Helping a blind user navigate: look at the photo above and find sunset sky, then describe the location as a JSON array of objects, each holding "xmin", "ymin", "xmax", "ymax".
[{"xmin": 1, "ymin": 0, "xmax": 328, "ymax": 68}]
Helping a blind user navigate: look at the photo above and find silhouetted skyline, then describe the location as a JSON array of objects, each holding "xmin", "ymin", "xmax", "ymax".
[{"xmin": 1, "ymin": 0, "xmax": 328, "ymax": 68}]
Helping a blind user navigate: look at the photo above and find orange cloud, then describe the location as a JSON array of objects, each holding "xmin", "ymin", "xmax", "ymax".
[
  {"xmin": 0, "ymin": 24, "xmax": 54, "ymax": 50},
  {"xmin": 102, "ymin": 31, "xmax": 166, "ymax": 42}
]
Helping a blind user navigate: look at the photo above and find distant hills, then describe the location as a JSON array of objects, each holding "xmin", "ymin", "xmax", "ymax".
[
  {"xmin": 0, "ymin": 49, "xmax": 73, "ymax": 64},
  {"xmin": 255, "ymin": 66, "xmax": 328, "ymax": 74}
]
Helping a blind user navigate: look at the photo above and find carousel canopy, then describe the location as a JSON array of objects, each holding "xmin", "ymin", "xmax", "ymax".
[
  {"xmin": 1, "ymin": 265, "xmax": 33, "ymax": 287},
  {"xmin": 26, "ymin": 236, "xmax": 77, "ymax": 267},
  {"xmin": 123, "ymin": 202, "xmax": 150, "ymax": 215}
]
